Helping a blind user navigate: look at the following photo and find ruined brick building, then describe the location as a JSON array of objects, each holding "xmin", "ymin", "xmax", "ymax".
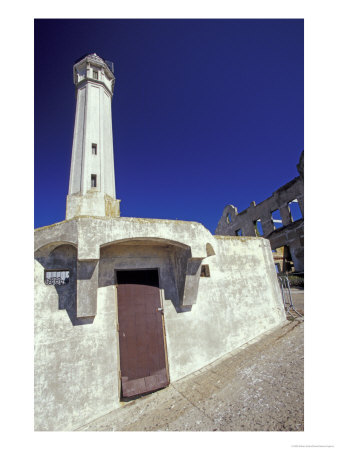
[{"xmin": 215, "ymin": 151, "xmax": 304, "ymax": 273}]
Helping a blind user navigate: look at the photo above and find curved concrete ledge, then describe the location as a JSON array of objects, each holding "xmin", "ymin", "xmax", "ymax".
[{"xmin": 35, "ymin": 217, "xmax": 216, "ymax": 260}]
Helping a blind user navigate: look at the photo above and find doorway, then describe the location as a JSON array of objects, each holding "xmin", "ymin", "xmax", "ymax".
[{"xmin": 116, "ymin": 269, "xmax": 169, "ymax": 398}]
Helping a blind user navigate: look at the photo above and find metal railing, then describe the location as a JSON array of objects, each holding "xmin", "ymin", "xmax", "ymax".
[
  {"xmin": 45, "ymin": 277, "xmax": 69, "ymax": 286},
  {"xmin": 44, "ymin": 270, "xmax": 70, "ymax": 286},
  {"xmin": 278, "ymin": 274, "xmax": 303, "ymax": 318}
]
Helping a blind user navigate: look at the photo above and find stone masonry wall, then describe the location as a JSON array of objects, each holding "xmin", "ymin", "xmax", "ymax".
[{"xmin": 215, "ymin": 152, "xmax": 304, "ymax": 272}]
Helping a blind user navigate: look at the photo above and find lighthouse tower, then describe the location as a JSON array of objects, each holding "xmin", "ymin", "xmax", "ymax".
[{"xmin": 66, "ymin": 53, "xmax": 120, "ymax": 219}]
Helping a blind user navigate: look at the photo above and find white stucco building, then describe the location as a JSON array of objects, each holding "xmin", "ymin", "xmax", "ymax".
[{"xmin": 34, "ymin": 53, "xmax": 286, "ymax": 431}]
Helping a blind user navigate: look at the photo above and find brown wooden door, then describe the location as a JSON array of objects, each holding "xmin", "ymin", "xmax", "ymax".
[{"xmin": 117, "ymin": 283, "xmax": 169, "ymax": 398}]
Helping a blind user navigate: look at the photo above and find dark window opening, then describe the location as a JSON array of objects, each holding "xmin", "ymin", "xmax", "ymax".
[
  {"xmin": 271, "ymin": 209, "xmax": 283, "ymax": 229},
  {"xmin": 226, "ymin": 213, "xmax": 231, "ymax": 224},
  {"xmin": 275, "ymin": 246, "xmax": 294, "ymax": 273},
  {"xmin": 235, "ymin": 229, "xmax": 243, "ymax": 236},
  {"xmin": 288, "ymin": 199, "xmax": 303, "ymax": 221},
  {"xmin": 116, "ymin": 269, "xmax": 159, "ymax": 287},
  {"xmin": 93, "ymin": 70, "xmax": 98, "ymax": 80},
  {"xmin": 91, "ymin": 174, "xmax": 97, "ymax": 187},
  {"xmin": 92, "ymin": 143, "xmax": 97, "ymax": 155},
  {"xmin": 200, "ymin": 265, "xmax": 210, "ymax": 277},
  {"xmin": 45, "ymin": 270, "xmax": 70, "ymax": 286}
]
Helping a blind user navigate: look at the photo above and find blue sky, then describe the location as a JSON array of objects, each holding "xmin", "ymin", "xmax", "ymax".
[{"xmin": 34, "ymin": 19, "xmax": 303, "ymax": 232}]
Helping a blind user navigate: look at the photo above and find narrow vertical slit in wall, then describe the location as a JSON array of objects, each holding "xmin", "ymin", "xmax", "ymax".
[{"xmin": 200, "ymin": 265, "xmax": 210, "ymax": 277}]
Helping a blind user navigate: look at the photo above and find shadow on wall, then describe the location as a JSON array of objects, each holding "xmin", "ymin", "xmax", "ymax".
[
  {"xmin": 170, "ymin": 246, "xmax": 194, "ymax": 313},
  {"xmin": 35, "ymin": 244, "xmax": 94, "ymax": 326},
  {"xmin": 97, "ymin": 242, "xmax": 193, "ymax": 314}
]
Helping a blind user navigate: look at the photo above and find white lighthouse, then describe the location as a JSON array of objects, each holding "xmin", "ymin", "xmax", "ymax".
[{"xmin": 66, "ymin": 53, "xmax": 120, "ymax": 219}]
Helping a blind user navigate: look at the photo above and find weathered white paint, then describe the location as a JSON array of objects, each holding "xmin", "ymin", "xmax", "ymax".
[
  {"xmin": 34, "ymin": 218, "xmax": 285, "ymax": 431},
  {"xmin": 164, "ymin": 236, "xmax": 285, "ymax": 381},
  {"xmin": 66, "ymin": 54, "xmax": 120, "ymax": 219},
  {"xmin": 34, "ymin": 258, "xmax": 120, "ymax": 431}
]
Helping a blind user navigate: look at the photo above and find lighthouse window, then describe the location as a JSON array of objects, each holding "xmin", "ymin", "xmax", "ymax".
[
  {"xmin": 93, "ymin": 70, "xmax": 98, "ymax": 80},
  {"xmin": 92, "ymin": 144, "xmax": 97, "ymax": 155},
  {"xmin": 91, "ymin": 174, "xmax": 97, "ymax": 187}
]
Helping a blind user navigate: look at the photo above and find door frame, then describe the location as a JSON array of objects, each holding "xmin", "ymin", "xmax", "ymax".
[
  {"xmin": 159, "ymin": 288, "xmax": 170, "ymax": 384},
  {"xmin": 115, "ymin": 267, "xmax": 170, "ymax": 399},
  {"xmin": 115, "ymin": 267, "xmax": 160, "ymax": 287}
]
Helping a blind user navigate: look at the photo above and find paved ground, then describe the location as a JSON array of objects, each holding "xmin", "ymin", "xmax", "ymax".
[
  {"xmin": 78, "ymin": 294, "xmax": 304, "ymax": 432},
  {"xmin": 289, "ymin": 288, "xmax": 304, "ymax": 316}
]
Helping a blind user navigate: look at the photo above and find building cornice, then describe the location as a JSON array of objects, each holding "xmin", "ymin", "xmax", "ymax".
[
  {"xmin": 73, "ymin": 53, "xmax": 115, "ymax": 84},
  {"xmin": 75, "ymin": 78, "xmax": 113, "ymax": 97}
]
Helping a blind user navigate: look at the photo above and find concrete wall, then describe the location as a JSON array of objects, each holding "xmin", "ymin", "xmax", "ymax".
[
  {"xmin": 164, "ymin": 236, "xmax": 285, "ymax": 381},
  {"xmin": 34, "ymin": 246, "xmax": 120, "ymax": 431},
  {"xmin": 34, "ymin": 218, "xmax": 285, "ymax": 430}
]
